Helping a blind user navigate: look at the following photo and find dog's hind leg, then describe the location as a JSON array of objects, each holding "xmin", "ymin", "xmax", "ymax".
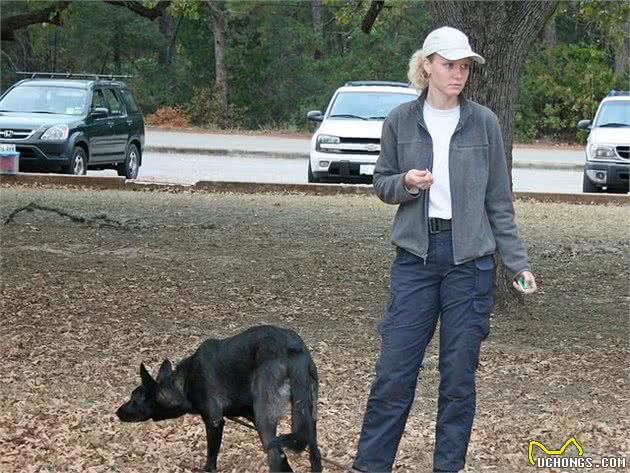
[
  {"xmin": 308, "ymin": 360, "xmax": 322, "ymax": 472},
  {"xmin": 252, "ymin": 364, "xmax": 293, "ymax": 473},
  {"xmin": 254, "ymin": 410, "xmax": 293, "ymax": 473}
]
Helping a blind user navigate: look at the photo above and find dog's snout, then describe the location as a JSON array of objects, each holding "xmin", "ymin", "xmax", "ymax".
[{"xmin": 116, "ymin": 403, "xmax": 135, "ymax": 422}]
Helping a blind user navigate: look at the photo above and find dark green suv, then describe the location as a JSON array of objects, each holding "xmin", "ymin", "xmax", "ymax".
[{"xmin": 0, "ymin": 73, "xmax": 144, "ymax": 178}]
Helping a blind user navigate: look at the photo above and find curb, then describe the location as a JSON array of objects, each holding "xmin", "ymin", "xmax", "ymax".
[
  {"xmin": 146, "ymin": 146, "xmax": 583, "ymax": 170},
  {"xmin": 1, "ymin": 173, "xmax": 628, "ymax": 205},
  {"xmin": 0, "ymin": 173, "xmax": 126, "ymax": 188},
  {"xmin": 513, "ymin": 162, "xmax": 583, "ymax": 171},
  {"xmin": 145, "ymin": 146, "xmax": 306, "ymax": 160}
]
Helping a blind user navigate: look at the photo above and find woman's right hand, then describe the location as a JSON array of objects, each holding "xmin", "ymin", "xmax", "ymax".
[{"xmin": 405, "ymin": 169, "xmax": 433, "ymax": 191}]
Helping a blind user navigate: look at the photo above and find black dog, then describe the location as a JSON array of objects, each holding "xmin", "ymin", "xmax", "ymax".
[{"xmin": 116, "ymin": 325, "xmax": 322, "ymax": 472}]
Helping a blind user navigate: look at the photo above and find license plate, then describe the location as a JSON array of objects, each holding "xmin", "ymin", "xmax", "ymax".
[
  {"xmin": 359, "ymin": 164, "xmax": 375, "ymax": 175},
  {"xmin": 0, "ymin": 143, "xmax": 16, "ymax": 152}
]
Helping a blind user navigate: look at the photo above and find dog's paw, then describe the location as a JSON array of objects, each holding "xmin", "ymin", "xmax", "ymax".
[{"xmin": 201, "ymin": 463, "xmax": 217, "ymax": 473}]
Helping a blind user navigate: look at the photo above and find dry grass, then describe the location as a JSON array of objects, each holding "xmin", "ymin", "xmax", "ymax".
[{"xmin": 0, "ymin": 187, "xmax": 628, "ymax": 473}]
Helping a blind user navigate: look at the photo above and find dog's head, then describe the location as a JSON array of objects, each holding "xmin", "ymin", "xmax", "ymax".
[{"xmin": 116, "ymin": 359, "xmax": 189, "ymax": 423}]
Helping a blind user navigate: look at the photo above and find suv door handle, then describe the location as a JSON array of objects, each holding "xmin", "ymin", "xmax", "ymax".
[
  {"xmin": 107, "ymin": 121, "xmax": 114, "ymax": 127},
  {"xmin": 127, "ymin": 119, "xmax": 133, "ymax": 125}
]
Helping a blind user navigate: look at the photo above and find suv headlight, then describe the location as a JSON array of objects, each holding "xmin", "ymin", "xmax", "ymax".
[
  {"xmin": 316, "ymin": 134, "xmax": 341, "ymax": 153},
  {"xmin": 41, "ymin": 125, "xmax": 69, "ymax": 141},
  {"xmin": 587, "ymin": 144, "xmax": 617, "ymax": 161}
]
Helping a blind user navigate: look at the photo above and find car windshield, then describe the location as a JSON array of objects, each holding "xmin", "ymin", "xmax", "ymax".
[
  {"xmin": 0, "ymin": 85, "xmax": 88, "ymax": 115},
  {"xmin": 328, "ymin": 91, "xmax": 417, "ymax": 120},
  {"xmin": 594, "ymin": 102, "xmax": 630, "ymax": 127}
]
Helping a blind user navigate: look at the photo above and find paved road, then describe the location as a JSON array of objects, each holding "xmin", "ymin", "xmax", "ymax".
[
  {"xmin": 87, "ymin": 129, "xmax": 590, "ymax": 193},
  {"xmin": 90, "ymin": 151, "xmax": 584, "ymax": 193},
  {"xmin": 144, "ymin": 128, "xmax": 586, "ymax": 166}
]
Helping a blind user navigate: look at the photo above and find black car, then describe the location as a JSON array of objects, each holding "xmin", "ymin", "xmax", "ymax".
[{"xmin": 0, "ymin": 73, "xmax": 144, "ymax": 178}]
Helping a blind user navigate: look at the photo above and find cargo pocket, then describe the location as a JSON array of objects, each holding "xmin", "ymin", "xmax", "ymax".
[{"xmin": 473, "ymin": 255, "xmax": 496, "ymax": 340}]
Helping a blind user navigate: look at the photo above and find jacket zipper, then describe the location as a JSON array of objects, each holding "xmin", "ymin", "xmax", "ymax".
[
  {"xmin": 416, "ymin": 118, "xmax": 432, "ymax": 265},
  {"xmin": 448, "ymin": 122, "xmax": 463, "ymax": 263}
]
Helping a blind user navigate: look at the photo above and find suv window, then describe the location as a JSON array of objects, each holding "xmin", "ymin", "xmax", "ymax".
[
  {"xmin": 119, "ymin": 88, "xmax": 140, "ymax": 114},
  {"xmin": 0, "ymin": 85, "xmax": 87, "ymax": 115},
  {"xmin": 594, "ymin": 101, "xmax": 630, "ymax": 128},
  {"xmin": 103, "ymin": 88, "xmax": 124, "ymax": 115},
  {"xmin": 91, "ymin": 89, "xmax": 107, "ymax": 110},
  {"xmin": 328, "ymin": 91, "xmax": 416, "ymax": 120}
]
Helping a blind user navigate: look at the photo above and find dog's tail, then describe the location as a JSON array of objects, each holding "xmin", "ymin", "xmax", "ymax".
[{"xmin": 269, "ymin": 350, "xmax": 320, "ymax": 460}]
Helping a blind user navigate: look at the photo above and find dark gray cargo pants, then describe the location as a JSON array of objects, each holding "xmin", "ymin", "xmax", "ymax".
[{"xmin": 353, "ymin": 229, "xmax": 495, "ymax": 473}]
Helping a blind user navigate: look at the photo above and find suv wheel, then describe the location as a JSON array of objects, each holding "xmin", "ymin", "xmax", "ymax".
[
  {"xmin": 582, "ymin": 172, "xmax": 601, "ymax": 193},
  {"xmin": 65, "ymin": 147, "xmax": 87, "ymax": 175},
  {"xmin": 117, "ymin": 143, "xmax": 140, "ymax": 179},
  {"xmin": 308, "ymin": 162, "xmax": 320, "ymax": 183}
]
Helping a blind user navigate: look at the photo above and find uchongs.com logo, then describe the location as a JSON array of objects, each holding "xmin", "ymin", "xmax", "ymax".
[{"xmin": 528, "ymin": 436, "xmax": 627, "ymax": 469}]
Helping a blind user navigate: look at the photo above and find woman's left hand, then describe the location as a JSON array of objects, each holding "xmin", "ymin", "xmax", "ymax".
[{"xmin": 512, "ymin": 270, "xmax": 537, "ymax": 295}]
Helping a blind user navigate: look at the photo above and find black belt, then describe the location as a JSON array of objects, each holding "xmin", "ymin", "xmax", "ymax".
[{"xmin": 429, "ymin": 217, "xmax": 452, "ymax": 233}]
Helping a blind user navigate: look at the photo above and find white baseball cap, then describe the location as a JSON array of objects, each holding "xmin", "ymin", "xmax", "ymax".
[{"xmin": 421, "ymin": 26, "xmax": 485, "ymax": 64}]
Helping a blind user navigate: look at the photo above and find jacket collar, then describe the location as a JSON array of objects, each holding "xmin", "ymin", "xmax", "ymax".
[{"xmin": 416, "ymin": 87, "xmax": 472, "ymax": 132}]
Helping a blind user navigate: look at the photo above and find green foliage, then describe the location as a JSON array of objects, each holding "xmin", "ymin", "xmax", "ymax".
[
  {"xmin": 516, "ymin": 42, "xmax": 621, "ymax": 142},
  {"xmin": 224, "ymin": 0, "xmax": 429, "ymax": 129},
  {"xmin": 1, "ymin": 0, "xmax": 626, "ymax": 142}
]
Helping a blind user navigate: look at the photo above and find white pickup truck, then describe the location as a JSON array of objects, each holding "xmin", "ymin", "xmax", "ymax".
[{"xmin": 578, "ymin": 90, "xmax": 630, "ymax": 193}]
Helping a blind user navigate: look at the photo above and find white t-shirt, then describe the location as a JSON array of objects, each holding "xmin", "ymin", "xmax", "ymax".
[{"xmin": 423, "ymin": 101, "xmax": 460, "ymax": 220}]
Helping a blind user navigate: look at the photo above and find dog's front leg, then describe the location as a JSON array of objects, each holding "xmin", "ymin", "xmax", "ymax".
[{"xmin": 201, "ymin": 415, "xmax": 224, "ymax": 472}]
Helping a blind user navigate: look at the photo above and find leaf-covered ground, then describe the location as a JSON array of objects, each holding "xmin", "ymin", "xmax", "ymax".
[{"xmin": 0, "ymin": 187, "xmax": 628, "ymax": 473}]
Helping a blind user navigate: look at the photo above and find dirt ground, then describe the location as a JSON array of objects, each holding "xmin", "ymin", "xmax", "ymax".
[{"xmin": 0, "ymin": 186, "xmax": 628, "ymax": 473}]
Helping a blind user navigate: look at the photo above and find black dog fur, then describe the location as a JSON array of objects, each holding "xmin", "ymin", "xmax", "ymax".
[{"xmin": 116, "ymin": 325, "xmax": 322, "ymax": 472}]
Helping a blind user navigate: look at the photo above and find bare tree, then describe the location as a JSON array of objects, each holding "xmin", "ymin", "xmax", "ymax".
[
  {"xmin": 312, "ymin": 0, "xmax": 323, "ymax": 36},
  {"xmin": 206, "ymin": 1, "xmax": 228, "ymax": 117},
  {"xmin": 542, "ymin": 13, "xmax": 557, "ymax": 46},
  {"xmin": 614, "ymin": 20, "xmax": 629, "ymax": 77}
]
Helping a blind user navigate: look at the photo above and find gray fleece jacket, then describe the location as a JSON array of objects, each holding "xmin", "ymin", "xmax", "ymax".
[{"xmin": 373, "ymin": 90, "xmax": 529, "ymax": 279}]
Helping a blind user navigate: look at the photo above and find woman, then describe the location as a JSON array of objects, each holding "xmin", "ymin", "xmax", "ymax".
[{"xmin": 352, "ymin": 26, "xmax": 537, "ymax": 473}]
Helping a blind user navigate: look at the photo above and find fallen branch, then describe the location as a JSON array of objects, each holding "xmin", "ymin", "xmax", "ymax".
[{"xmin": 4, "ymin": 202, "xmax": 126, "ymax": 229}]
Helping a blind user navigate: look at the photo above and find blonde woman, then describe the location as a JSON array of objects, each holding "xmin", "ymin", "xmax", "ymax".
[{"xmin": 352, "ymin": 26, "xmax": 536, "ymax": 473}]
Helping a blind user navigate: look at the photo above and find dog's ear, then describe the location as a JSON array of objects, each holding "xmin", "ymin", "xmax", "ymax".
[
  {"xmin": 157, "ymin": 359, "xmax": 173, "ymax": 382},
  {"xmin": 140, "ymin": 362, "xmax": 156, "ymax": 388}
]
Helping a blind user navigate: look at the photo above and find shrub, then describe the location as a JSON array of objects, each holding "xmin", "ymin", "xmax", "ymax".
[
  {"xmin": 185, "ymin": 86, "xmax": 246, "ymax": 129},
  {"xmin": 516, "ymin": 43, "xmax": 620, "ymax": 142},
  {"xmin": 145, "ymin": 106, "xmax": 190, "ymax": 128}
]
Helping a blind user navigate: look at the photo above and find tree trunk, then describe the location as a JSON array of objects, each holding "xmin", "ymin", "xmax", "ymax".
[
  {"xmin": 614, "ymin": 19, "xmax": 630, "ymax": 77},
  {"xmin": 312, "ymin": 0, "xmax": 323, "ymax": 59},
  {"xmin": 361, "ymin": 0, "xmax": 385, "ymax": 34},
  {"xmin": 542, "ymin": 13, "xmax": 557, "ymax": 46},
  {"xmin": 312, "ymin": 0, "xmax": 323, "ymax": 36},
  {"xmin": 207, "ymin": 1, "xmax": 228, "ymax": 118},
  {"xmin": 158, "ymin": 9, "xmax": 176, "ymax": 67},
  {"xmin": 1, "ymin": 0, "xmax": 70, "ymax": 41},
  {"xmin": 426, "ymin": 1, "xmax": 558, "ymax": 179},
  {"xmin": 426, "ymin": 1, "xmax": 558, "ymax": 310}
]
